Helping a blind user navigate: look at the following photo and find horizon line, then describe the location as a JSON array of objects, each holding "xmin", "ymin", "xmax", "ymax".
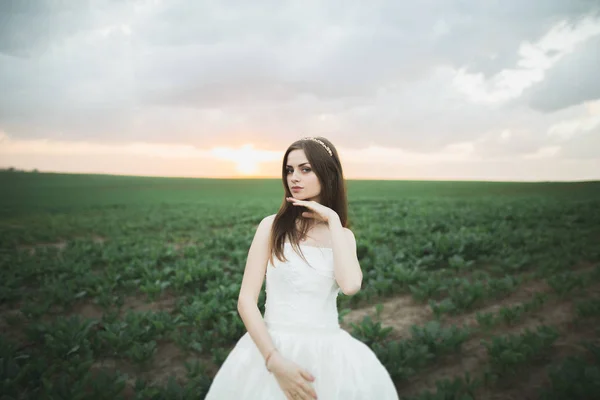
[{"xmin": 2, "ymin": 167, "xmax": 598, "ymax": 184}]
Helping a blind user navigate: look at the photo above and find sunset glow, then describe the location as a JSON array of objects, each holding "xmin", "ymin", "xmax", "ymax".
[
  {"xmin": 1, "ymin": 3, "xmax": 599, "ymax": 181},
  {"xmin": 2, "ymin": 127, "xmax": 600, "ymax": 181}
]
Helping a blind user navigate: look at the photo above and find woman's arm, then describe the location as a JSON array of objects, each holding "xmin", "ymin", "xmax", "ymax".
[
  {"xmin": 237, "ymin": 214, "xmax": 318, "ymax": 399},
  {"xmin": 237, "ymin": 214, "xmax": 277, "ymax": 363},
  {"xmin": 328, "ymin": 217, "xmax": 363, "ymax": 295}
]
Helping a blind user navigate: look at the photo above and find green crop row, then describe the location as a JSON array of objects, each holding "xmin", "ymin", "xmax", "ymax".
[
  {"xmin": 402, "ymin": 331, "xmax": 600, "ymax": 400},
  {"xmin": 0, "ymin": 331, "xmax": 214, "ymax": 400},
  {"xmin": 476, "ymin": 292, "xmax": 549, "ymax": 329},
  {"xmin": 426, "ymin": 274, "xmax": 522, "ymax": 317},
  {"xmin": 482, "ymin": 325, "xmax": 560, "ymax": 384},
  {"xmin": 349, "ymin": 317, "xmax": 470, "ymax": 383},
  {"xmin": 401, "ymin": 371, "xmax": 481, "ymax": 400}
]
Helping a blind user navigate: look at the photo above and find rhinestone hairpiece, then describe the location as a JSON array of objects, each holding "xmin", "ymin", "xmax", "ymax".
[{"xmin": 301, "ymin": 137, "xmax": 333, "ymax": 156}]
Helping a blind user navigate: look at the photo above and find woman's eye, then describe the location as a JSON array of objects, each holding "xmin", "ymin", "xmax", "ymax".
[{"xmin": 286, "ymin": 168, "xmax": 311, "ymax": 173}]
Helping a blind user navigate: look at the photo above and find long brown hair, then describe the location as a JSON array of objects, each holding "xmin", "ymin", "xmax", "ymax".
[{"xmin": 268, "ymin": 137, "xmax": 350, "ymax": 266}]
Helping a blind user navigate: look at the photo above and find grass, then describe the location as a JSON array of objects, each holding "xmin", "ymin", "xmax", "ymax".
[{"xmin": 1, "ymin": 170, "xmax": 599, "ymax": 399}]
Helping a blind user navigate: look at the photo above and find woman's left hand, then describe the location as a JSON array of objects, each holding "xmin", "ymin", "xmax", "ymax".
[{"xmin": 286, "ymin": 197, "xmax": 338, "ymax": 224}]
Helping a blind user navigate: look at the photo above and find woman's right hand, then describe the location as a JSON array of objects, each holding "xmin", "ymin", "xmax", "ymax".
[{"xmin": 268, "ymin": 352, "xmax": 318, "ymax": 400}]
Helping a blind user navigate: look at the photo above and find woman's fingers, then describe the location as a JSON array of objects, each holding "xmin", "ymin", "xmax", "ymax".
[
  {"xmin": 284, "ymin": 390, "xmax": 296, "ymax": 400},
  {"xmin": 285, "ymin": 389, "xmax": 303, "ymax": 400},
  {"xmin": 285, "ymin": 388, "xmax": 312, "ymax": 400},
  {"xmin": 296, "ymin": 371, "xmax": 317, "ymax": 399},
  {"xmin": 302, "ymin": 211, "xmax": 325, "ymax": 220},
  {"xmin": 299, "ymin": 369, "xmax": 315, "ymax": 382},
  {"xmin": 298, "ymin": 383, "xmax": 317, "ymax": 399}
]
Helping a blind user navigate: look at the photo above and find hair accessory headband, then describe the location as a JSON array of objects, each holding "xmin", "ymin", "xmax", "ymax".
[{"xmin": 301, "ymin": 137, "xmax": 333, "ymax": 156}]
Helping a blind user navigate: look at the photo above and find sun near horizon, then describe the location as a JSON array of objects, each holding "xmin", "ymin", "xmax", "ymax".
[
  {"xmin": 210, "ymin": 144, "xmax": 268, "ymax": 176},
  {"xmin": 1, "ymin": 133, "xmax": 600, "ymax": 182}
]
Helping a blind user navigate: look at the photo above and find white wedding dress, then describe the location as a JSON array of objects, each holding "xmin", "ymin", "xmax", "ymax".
[{"xmin": 205, "ymin": 242, "xmax": 399, "ymax": 399}]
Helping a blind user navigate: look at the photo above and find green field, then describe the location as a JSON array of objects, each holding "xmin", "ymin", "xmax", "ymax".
[{"xmin": 2, "ymin": 170, "xmax": 600, "ymax": 399}]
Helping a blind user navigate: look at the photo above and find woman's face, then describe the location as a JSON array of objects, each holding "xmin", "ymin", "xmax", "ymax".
[{"xmin": 286, "ymin": 149, "xmax": 321, "ymax": 203}]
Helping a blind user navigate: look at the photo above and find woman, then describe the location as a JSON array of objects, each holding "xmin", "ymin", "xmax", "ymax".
[{"xmin": 205, "ymin": 137, "xmax": 398, "ymax": 399}]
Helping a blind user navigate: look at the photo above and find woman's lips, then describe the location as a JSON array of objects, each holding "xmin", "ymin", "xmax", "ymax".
[{"xmin": 291, "ymin": 187, "xmax": 303, "ymax": 191}]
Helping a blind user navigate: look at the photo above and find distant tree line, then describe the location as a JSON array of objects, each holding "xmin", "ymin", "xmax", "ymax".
[{"xmin": 0, "ymin": 167, "xmax": 39, "ymax": 173}]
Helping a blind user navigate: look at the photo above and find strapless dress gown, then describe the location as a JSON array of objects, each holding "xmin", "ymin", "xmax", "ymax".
[{"xmin": 205, "ymin": 243, "xmax": 399, "ymax": 399}]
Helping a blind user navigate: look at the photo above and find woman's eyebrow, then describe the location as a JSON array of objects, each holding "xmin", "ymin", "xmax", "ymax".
[{"xmin": 286, "ymin": 162, "xmax": 310, "ymax": 168}]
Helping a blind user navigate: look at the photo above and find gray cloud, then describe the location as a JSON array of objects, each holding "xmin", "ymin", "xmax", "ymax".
[
  {"xmin": 527, "ymin": 35, "xmax": 600, "ymax": 112},
  {"xmin": 0, "ymin": 0, "xmax": 598, "ymax": 159},
  {"xmin": 135, "ymin": 0, "xmax": 596, "ymax": 106},
  {"xmin": 0, "ymin": 1, "xmax": 96, "ymax": 57}
]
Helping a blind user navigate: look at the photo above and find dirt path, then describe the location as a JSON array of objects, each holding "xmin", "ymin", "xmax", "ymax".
[
  {"xmin": 338, "ymin": 269, "xmax": 597, "ymax": 398},
  {"xmin": 396, "ymin": 279, "xmax": 600, "ymax": 399},
  {"xmin": 339, "ymin": 271, "xmax": 545, "ymax": 339},
  {"xmin": 340, "ymin": 294, "xmax": 432, "ymax": 339},
  {"xmin": 397, "ymin": 296, "xmax": 574, "ymax": 398}
]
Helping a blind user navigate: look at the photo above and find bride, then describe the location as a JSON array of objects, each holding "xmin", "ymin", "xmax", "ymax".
[{"xmin": 205, "ymin": 137, "xmax": 398, "ymax": 399}]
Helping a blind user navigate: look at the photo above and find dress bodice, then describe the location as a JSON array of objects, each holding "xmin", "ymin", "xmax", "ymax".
[{"xmin": 264, "ymin": 243, "xmax": 341, "ymax": 332}]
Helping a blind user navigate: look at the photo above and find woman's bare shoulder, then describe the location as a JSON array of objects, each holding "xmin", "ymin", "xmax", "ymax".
[
  {"xmin": 343, "ymin": 227, "xmax": 356, "ymax": 242},
  {"xmin": 257, "ymin": 214, "xmax": 277, "ymax": 229}
]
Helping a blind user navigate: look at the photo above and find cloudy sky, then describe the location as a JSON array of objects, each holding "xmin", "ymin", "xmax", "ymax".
[{"xmin": 1, "ymin": 0, "xmax": 599, "ymax": 181}]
